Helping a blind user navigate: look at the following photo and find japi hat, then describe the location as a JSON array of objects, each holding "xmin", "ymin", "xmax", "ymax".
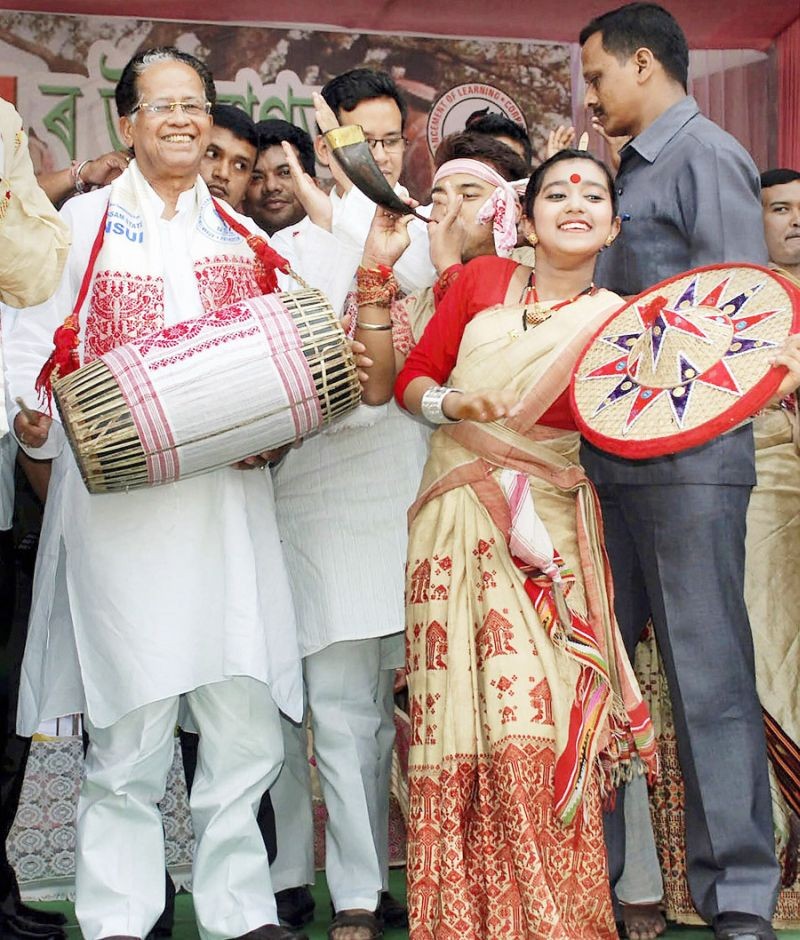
[{"xmin": 570, "ymin": 263, "xmax": 800, "ymax": 459}]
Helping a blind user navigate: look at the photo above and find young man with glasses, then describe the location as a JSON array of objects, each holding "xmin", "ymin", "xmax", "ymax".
[
  {"xmin": 316, "ymin": 68, "xmax": 435, "ymax": 293},
  {"xmin": 269, "ymin": 69, "xmax": 438, "ymax": 940}
]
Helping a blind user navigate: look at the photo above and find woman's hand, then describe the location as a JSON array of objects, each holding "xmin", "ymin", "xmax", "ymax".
[
  {"xmin": 546, "ymin": 125, "xmax": 576, "ymax": 158},
  {"xmin": 444, "ymin": 388, "xmax": 521, "ymax": 423},
  {"xmin": 362, "ymin": 205, "xmax": 415, "ymax": 270},
  {"xmin": 14, "ymin": 407, "xmax": 51, "ymax": 449},
  {"xmin": 341, "ymin": 313, "xmax": 372, "ymax": 386},
  {"xmin": 81, "ymin": 150, "xmax": 130, "ymax": 187},
  {"xmin": 428, "ymin": 181, "xmax": 466, "ymax": 275},
  {"xmin": 770, "ymin": 334, "xmax": 800, "ymax": 400}
]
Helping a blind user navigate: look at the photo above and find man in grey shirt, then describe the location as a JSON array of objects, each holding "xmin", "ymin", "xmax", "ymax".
[{"xmin": 579, "ymin": 5, "xmax": 779, "ymax": 940}]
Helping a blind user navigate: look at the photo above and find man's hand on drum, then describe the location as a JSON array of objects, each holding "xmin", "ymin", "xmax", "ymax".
[
  {"xmin": 443, "ymin": 388, "xmax": 521, "ymax": 423},
  {"xmin": 231, "ymin": 446, "xmax": 290, "ymax": 471},
  {"xmin": 770, "ymin": 333, "xmax": 800, "ymax": 400},
  {"xmin": 340, "ymin": 313, "xmax": 373, "ymax": 386},
  {"xmin": 13, "ymin": 408, "xmax": 51, "ymax": 449}
]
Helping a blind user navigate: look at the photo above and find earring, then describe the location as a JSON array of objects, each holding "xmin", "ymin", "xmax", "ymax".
[
  {"xmin": 526, "ymin": 232, "xmax": 539, "ymax": 247},
  {"xmin": 604, "ymin": 234, "xmax": 616, "ymax": 247}
]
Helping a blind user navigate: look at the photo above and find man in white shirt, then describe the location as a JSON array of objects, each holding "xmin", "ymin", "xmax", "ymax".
[
  {"xmin": 244, "ymin": 119, "xmax": 316, "ymax": 237},
  {"xmin": 200, "ymin": 103, "xmax": 259, "ymax": 212},
  {"xmin": 761, "ymin": 168, "xmax": 800, "ymax": 284},
  {"xmin": 268, "ymin": 70, "xmax": 436, "ymax": 940}
]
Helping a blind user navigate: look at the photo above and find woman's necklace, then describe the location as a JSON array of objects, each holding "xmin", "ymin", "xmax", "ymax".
[{"xmin": 520, "ymin": 271, "xmax": 596, "ymax": 331}]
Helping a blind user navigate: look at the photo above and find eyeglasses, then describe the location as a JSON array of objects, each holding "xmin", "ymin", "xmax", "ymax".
[
  {"xmin": 131, "ymin": 99, "xmax": 212, "ymax": 117},
  {"xmin": 364, "ymin": 134, "xmax": 406, "ymax": 154}
]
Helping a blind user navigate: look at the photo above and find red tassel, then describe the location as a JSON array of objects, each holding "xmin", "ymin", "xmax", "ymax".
[
  {"xmin": 246, "ymin": 234, "xmax": 291, "ymax": 295},
  {"xmin": 35, "ymin": 316, "xmax": 80, "ymax": 412},
  {"xmin": 638, "ymin": 294, "xmax": 668, "ymax": 327},
  {"xmin": 210, "ymin": 197, "xmax": 291, "ymax": 296}
]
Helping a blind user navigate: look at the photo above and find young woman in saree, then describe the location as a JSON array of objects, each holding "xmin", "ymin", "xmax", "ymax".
[{"xmin": 356, "ymin": 148, "xmax": 657, "ymax": 939}]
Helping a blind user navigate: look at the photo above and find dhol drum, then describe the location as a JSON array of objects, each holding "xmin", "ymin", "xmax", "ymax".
[{"xmin": 54, "ymin": 287, "xmax": 361, "ymax": 493}]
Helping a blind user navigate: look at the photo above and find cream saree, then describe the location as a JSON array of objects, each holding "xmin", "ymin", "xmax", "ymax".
[{"xmin": 404, "ymin": 292, "xmax": 656, "ymax": 939}]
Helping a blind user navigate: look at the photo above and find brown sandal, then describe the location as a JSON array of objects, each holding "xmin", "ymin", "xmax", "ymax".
[{"xmin": 327, "ymin": 909, "xmax": 383, "ymax": 940}]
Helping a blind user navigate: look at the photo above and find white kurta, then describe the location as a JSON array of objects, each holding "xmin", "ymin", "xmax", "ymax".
[
  {"xmin": 330, "ymin": 184, "xmax": 435, "ymax": 295},
  {"xmin": 273, "ymin": 401, "xmax": 430, "ymax": 658},
  {"xmin": 4, "ymin": 176, "xmax": 361, "ymax": 734},
  {"xmin": 272, "ymin": 192, "xmax": 435, "ymax": 658}
]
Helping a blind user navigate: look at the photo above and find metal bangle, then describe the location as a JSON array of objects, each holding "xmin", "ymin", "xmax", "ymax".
[
  {"xmin": 71, "ymin": 159, "xmax": 90, "ymax": 193},
  {"xmin": 356, "ymin": 320, "xmax": 392, "ymax": 331},
  {"xmin": 421, "ymin": 385, "xmax": 462, "ymax": 425}
]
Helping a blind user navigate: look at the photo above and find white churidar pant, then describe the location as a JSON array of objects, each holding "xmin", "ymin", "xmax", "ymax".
[
  {"xmin": 270, "ymin": 639, "xmax": 400, "ymax": 911},
  {"xmin": 77, "ymin": 677, "xmax": 283, "ymax": 940}
]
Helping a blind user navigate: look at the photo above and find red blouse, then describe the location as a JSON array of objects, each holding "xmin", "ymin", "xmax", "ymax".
[{"xmin": 395, "ymin": 255, "xmax": 577, "ymax": 430}]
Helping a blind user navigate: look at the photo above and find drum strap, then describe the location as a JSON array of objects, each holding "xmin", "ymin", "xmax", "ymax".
[
  {"xmin": 35, "ymin": 205, "xmax": 109, "ymax": 409},
  {"xmin": 210, "ymin": 197, "xmax": 302, "ymax": 292}
]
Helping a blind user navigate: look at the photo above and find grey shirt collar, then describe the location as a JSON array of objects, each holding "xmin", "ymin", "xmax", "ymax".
[{"xmin": 621, "ymin": 95, "xmax": 700, "ymax": 165}]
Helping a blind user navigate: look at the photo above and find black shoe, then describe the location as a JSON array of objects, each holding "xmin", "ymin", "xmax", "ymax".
[
  {"xmin": 0, "ymin": 911, "xmax": 66, "ymax": 939},
  {"xmin": 712, "ymin": 911, "xmax": 777, "ymax": 940},
  {"xmin": 235, "ymin": 926, "xmax": 309, "ymax": 940},
  {"xmin": 11, "ymin": 903, "xmax": 68, "ymax": 929},
  {"xmin": 145, "ymin": 870, "xmax": 175, "ymax": 939},
  {"xmin": 275, "ymin": 886, "xmax": 315, "ymax": 930},
  {"xmin": 376, "ymin": 891, "xmax": 407, "ymax": 930}
]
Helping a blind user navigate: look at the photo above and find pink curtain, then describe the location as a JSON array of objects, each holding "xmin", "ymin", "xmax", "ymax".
[
  {"xmin": 570, "ymin": 45, "xmax": 777, "ymax": 171},
  {"xmin": 777, "ymin": 16, "xmax": 800, "ymax": 169},
  {"xmin": 689, "ymin": 51, "xmax": 772, "ymax": 171}
]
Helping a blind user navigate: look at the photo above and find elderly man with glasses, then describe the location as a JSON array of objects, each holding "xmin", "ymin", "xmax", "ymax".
[{"xmin": 4, "ymin": 46, "xmax": 360, "ymax": 940}]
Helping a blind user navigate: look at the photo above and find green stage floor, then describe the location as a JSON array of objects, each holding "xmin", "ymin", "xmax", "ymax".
[{"xmin": 34, "ymin": 869, "xmax": 800, "ymax": 938}]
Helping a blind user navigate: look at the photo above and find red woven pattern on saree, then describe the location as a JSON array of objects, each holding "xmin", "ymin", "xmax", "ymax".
[{"xmin": 407, "ymin": 742, "xmax": 617, "ymax": 939}]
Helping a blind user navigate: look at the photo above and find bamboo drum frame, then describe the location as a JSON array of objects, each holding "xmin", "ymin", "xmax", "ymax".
[{"xmin": 54, "ymin": 288, "xmax": 361, "ymax": 492}]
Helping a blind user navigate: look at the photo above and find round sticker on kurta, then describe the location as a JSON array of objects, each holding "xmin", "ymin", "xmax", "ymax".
[{"xmin": 570, "ymin": 264, "xmax": 800, "ymax": 459}]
